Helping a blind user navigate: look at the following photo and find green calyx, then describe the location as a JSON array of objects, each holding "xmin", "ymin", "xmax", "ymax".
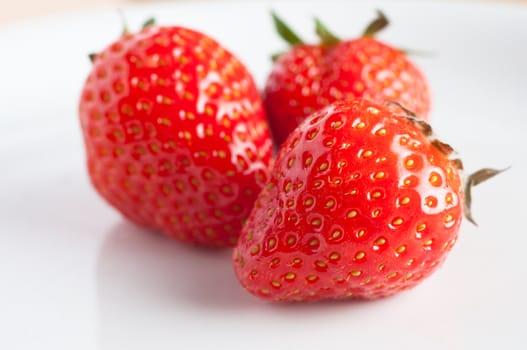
[
  {"xmin": 88, "ymin": 53, "xmax": 97, "ymax": 63},
  {"xmin": 142, "ymin": 17, "xmax": 156, "ymax": 29},
  {"xmin": 117, "ymin": 9, "xmax": 130, "ymax": 36},
  {"xmin": 271, "ymin": 11, "xmax": 304, "ymax": 46},
  {"xmin": 271, "ymin": 52, "xmax": 285, "ymax": 63},
  {"xmin": 390, "ymin": 102, "xmax": 508, "ymax": 227},
  {"xmin": 314, "ymin": 18, "xmax": 341, "ymax": 46},
  {"xmin": 88, "ymin": 16, "xmax": 157, "ymax": 64},
  {"xmin": 270, "ymin": 9, "xmax": 391, "ymax": 62},
  {"xmin": 362, "ymin": 10, "xmax": 389, "ymax": 37},
  {"xmin": 271, "ymin": 8, "xmax": 392, "ymax": 44},
  {"xmin": 463, "ymin": 167, "xmax": 509, "ymax": 226},
  {"xmin": 120, "ymin": 14, "xmax": 155, "ymax": 35}
]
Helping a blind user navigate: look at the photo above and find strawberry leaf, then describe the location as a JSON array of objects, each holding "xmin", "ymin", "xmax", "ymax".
[
  {"xmin": 117, "ymin": 9, "xmax": 130, "ymax": 36},
  {"xmin": 271, "ymin": 51, "xmax": 285, "ymax": 62},
  {"xmin": 362, "ymin": 10, "xmax": 389, "ymax": 37},
  {"xmin": 142, "ymin": 18, "xmax": 156, "ymax": 29},
  {"xmin": 88, "ymin": 53, "xmax": 97, "ymax": 63},
  {"xmin": 314, "ymin": 18, "xmax": 340, "ymax": 46},
  {"xmin": 464, "ymin": 167, "xmax": 509, "ymax": 226},
  {"xmin": 271, "ymin": 11, "xmax": 304, "ymax": 46}
]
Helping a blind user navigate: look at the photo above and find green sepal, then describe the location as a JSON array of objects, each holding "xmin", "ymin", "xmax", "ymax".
[
  {"xmin": 314, "ymin": 17, "xmax": 340, "ymax": 46},
  {"xmin": 117, "ymin": 9, "xmax": 130, "ymax": 36},
  {"xmin": 88, "ymin": 53, "xmax": 97, "ymax": 63},
  {"xmin": 271, "ymin": 11, "xmax": 304, "ymax": 46},
  {"xmin": 362, "ymin": 10, "xmax": 389, "ymax": 37},
  {"xmin": 464, "ymin": 167, "xmax": 509, "ymax": 226},
  {"xmin": 271, "ymin": 52, "xmax": 285, "ymax": 62},
  {"xmin": 142, "ymin": 18, "xmax": 156, "ymax": 29}
]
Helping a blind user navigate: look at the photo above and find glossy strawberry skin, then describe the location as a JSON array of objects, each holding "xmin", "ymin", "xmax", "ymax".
[
  {"xmin": 264, "ymin": 38, "xmax": 430, "ymax": 145},
  {"xmin": 233, "ymin": 99, "xmax": 461, "ymax": 301},
  {"xmin": 79, "ymin": 26, "xmax": 272, "ymax": 247},
  {"xmin": 265, "ymin": 44, "xmax": 326, "ymax": 144}
]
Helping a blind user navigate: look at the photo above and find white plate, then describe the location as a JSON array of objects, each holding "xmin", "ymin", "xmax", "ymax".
[{"xmin": 1, "ymin": 1, "xmax": 526, "ymax": 349}]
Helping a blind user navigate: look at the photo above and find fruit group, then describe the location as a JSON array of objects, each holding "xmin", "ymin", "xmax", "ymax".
[
  {"xmin": 79, "ymin": 23, "xmax": 272, "ymax": 247},
  {"xmin": 264, "ymin": 11, "xmax": 430, "ymax": 145},
  {"xmin": 233, "ymin": 99, "xmax": 476, "ymax": 301}
]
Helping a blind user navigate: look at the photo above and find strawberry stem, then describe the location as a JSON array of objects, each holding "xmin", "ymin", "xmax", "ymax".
[
  {"xmin": 314, "ymin": 18, "xmax": 341, "ymax": 46},
  {"xmin": 142, "ymin": 17, "xmax": 156, "ymax": 29},
  {"xmin": 271, "ymin": 51, "xmax": 285, "ymax": 62},
  {"xmin": 117, "ymin": 9, "xmax": 130, "ymax": 36},
  {"xmin": 88, "ymin": 16, "xmax": 156, "ymax": 64},
  {"xmin": 271, "ymin": 11, "xmax": 304, "ymax": 46},
  {"xmin": 463, "ymin": 167, "xmax": 509, "ymax": 226},
  {"xmin": 362, "ymin": 10, "xmax": 389, "ymax": 37}
]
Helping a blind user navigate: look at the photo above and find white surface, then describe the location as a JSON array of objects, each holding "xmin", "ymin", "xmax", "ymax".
[
  {"xmin": 0, "ymin": 0, "xmax": 128, "ymax": 23},
  {"xmin": 1, "ymin": 1, "xmax": 526, "ymax": 349}
]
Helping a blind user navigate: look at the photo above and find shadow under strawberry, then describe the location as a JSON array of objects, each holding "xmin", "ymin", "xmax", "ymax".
[
  {"xmin": 96, "ymin": 221, "xmax": 253, "ymax": 347},
  {"xmin": 96, "ymin": 221, "xmax": 450, "ymax": 348},
  {"xmin": 96, "ymin": 220, "xmax": 253, "ymax": 307}
]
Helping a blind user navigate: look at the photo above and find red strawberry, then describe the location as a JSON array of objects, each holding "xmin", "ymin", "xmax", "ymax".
[
  {"xmin": 79, "ymin": 21, "xmax": 272, "ymax": 247},
  {"xmin": 264, "ymin": 11, "xmax": 431, "ymax": 145},
  {"xmin": 233, "ymin": 99, "xmax": 502, "ymax": 301}
]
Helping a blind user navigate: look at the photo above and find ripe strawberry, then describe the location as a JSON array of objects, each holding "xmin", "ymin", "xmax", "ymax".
[
  {"xmin": 233, "ymin": 99, "xmax": 501, "ymax": 301},
  {"xmin": 79, "ymin": 21, "xmax": 272, "ymax": 247},
  {"xmin": 264, "ymin": 11, "xmax": 431, "ymax": 145}
]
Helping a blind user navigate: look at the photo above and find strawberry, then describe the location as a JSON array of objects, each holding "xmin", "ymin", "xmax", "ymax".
[
  {"xmin": 264, "ymin": 11, "xmax": 431, "ymax": 145},
  {"xmin": 79, "ymin": 21, "xmax": 272, "ymax": 247},
  {"xmin": 233, "ymin": 99, "xmax": 502, "ymax": 301}
]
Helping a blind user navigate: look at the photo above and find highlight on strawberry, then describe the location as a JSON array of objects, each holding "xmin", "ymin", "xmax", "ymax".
[
  {"xmin": 233, "ymin": 99, "xmax": 504, "ymax": 302},
  {"xmin": 79, "ymin": 19, "xmax": 273, "ymax": 247},
  {"xmin": 264, "ymin": 10, "xmax": 431, "ymax": 146}
]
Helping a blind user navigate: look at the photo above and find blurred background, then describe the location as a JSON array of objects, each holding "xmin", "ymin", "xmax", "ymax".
[
  {"xmin": 0, "ymin": 0, "xmax": 525, "ymax": 23},
  {"xmin": 0, "ymin": 0, "xmax": 148, "ymax": 23}
]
